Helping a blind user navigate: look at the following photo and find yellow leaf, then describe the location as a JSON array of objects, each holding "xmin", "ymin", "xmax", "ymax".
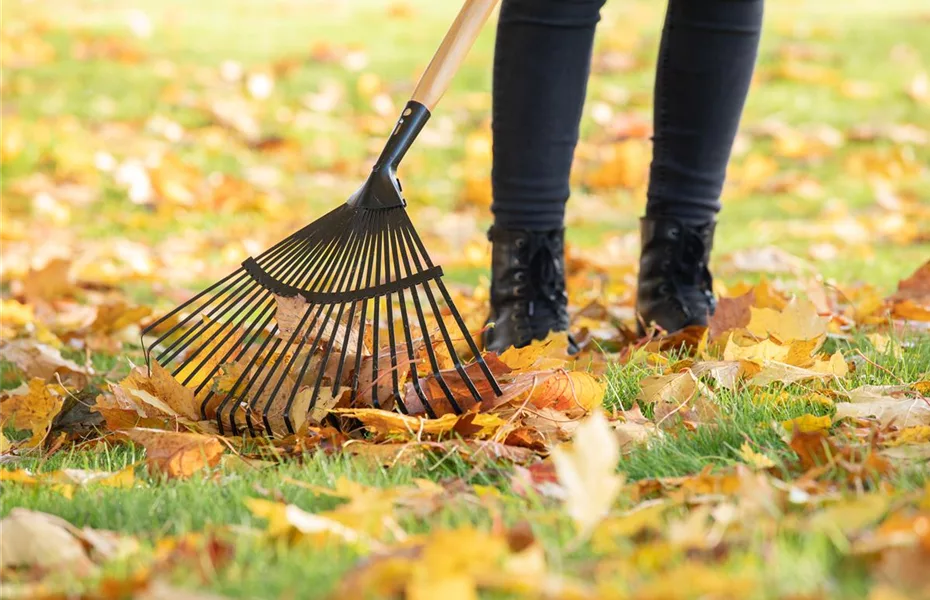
[
  {"xmin": 550, "ymin": 410, "xmax": 624, "ymax": 537},
  {"xmin": 498, "ymin": 332, "xmax": 571, "ymax": 372},
  {"xmin": 116, "ymin": 363, "xmax": 200, "ymax": 421},
  {"xmin": 746, "ymin": 296, "xmax": 827, "ymax": 342},
  {"xmin": 0, "ymin": 378, "xmax": 64, "ymax": 447},
  {"xmin": 245, "ymin": 498, "xmax": 373, "ymax": 548},
  {"xmin": 636, "ymin": 370, "xmax": 697, "ymax": 405},
  {"xmin": 334, "ymin": 408, "xmax": 506, "ymax": 438},
  {"xmin": 809, "ymin": 494, "xmax": 890, "ymax": 536},
  {"xmin": 125, "ymin": 428, "xmax": 223, "ymax": 479},
  {"xmin": 810, "ymin": 351, "xmax": 849, "ymax": 377},
  {"xmin": 738, "ymin": 442, "xmax": 776, "ymax": 470},
  {"xmin": 782, "ymin": 414, "xmax": 832, "ymax": 433},
  {"xmin": 887, "ymin": 426, "xmax": 930, "ymax": 447}
]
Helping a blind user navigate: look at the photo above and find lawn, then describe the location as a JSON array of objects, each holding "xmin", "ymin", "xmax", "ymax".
[{"xmin": 1, "ymin": 0, "xmax": 929, "ymax": 598}]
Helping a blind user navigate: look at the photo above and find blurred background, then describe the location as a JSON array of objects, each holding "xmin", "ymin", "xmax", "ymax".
[{"xmin": 2, "ymin": 0, "xmax": 928, "ymax": 314}]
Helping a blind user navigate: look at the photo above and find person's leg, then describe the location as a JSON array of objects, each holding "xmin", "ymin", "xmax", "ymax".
[
  {"xmin": 490, "ymin": 0, "xmax": 607, "ymax": 230},
  {"xmin": 486, "ymin": 0, "xmax": 606, "ymax": 352},
  {"xmin": 637, "ymin": 0, "xmax": 764, "ymax": 335}
]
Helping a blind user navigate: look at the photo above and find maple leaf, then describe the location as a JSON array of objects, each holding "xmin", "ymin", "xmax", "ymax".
[
  {"xmin": 550, "ymin": 410, "xmax": 624, "ymax": 538},
  {"xmin": 124, "ymin": 428, "xmax": 224, "ymax": 479},
  {"xmin": 526, "ymin": 371, "xmax": 605, "ymax": 413},
  {"xmin": 498, "ymin": 332, "xmax": 572, "ymax": 372},
  {"xmin": 707, "ymin": 289, "xmax": 755, "ymax": 342},
  {"xmin": 0, "ymin": 378, "xmax": 64, "ymax": 447},
  {"xmin": 114, "ymin": 363, "xmax": 200, "ymax": 421}
]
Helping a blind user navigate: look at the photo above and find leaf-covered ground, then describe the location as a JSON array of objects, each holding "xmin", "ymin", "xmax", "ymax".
[{"xmin": 2, "ymin": 1, "xmax": 929, "ymax": 599}]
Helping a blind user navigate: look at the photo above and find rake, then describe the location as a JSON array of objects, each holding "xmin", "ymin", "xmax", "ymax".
[{"xmin": 141, "ymin": 0, "xmax": 503, "ymax": 437}]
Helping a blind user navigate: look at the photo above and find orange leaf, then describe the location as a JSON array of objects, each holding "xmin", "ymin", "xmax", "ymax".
[{"xmin": 124, "ymin": 428, "xmax": 223, "ymax": 479}]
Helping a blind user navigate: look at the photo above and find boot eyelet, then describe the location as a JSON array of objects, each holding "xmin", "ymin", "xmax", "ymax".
[
  {"xmin": 515, "ymin": 238, "xmax": 526, "ymax": 249},
  {"xmin": 514, "ymin": 272, "xmax": 525, "ymax": 282},
  {"xmin": 667, "ymin": 227, "xmax": 679, "ymax": 240},
  {"xmin": 658, "ymin": 283, "xmax": 671, "ymax": 297}
]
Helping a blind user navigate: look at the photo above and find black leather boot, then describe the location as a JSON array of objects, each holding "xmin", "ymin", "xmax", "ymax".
[
  {"xmin": 483, "ymin": 226, "xmax": 578, "ymax": 354},
  {"xmin": 636, "ymin": 217, "xmax": 717, "ymax": 336}
]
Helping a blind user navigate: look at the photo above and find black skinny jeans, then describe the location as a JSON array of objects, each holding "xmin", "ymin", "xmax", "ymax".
[{"xmin": 490, "ymin": 0, "xmax": 764, "ymax": 230}]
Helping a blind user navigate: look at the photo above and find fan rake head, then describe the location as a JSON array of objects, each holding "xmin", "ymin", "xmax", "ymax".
[
  {"xmin": 141, "ymin": 201, "xmax": 503, "ymax": 436},
  {"xmin": 141, "ymin": 103, "xmax": 502, "ymax": 436}
]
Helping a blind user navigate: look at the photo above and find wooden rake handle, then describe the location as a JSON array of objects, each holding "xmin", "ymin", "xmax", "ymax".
[{"xmin": 410, "ymin": 0, "xmax": 499, "ymax": 111}]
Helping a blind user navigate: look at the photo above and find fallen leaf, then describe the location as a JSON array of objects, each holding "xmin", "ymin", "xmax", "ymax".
[
  {"xmin": 498, "ymin": 332, "xmax": 571, "ymax": 372},
  {"xmin": 782, "ymin": 414, "xmax": 832, "ymax": 433},
  {"xmin": 527, "ymin": 371, "xmax": 605, "ymax": 413},
  {"xmin": 0, "ymin": 339, "xmax": 89, "ymax": 385},
  {"xmin": 116, "ymin": 363, "xmax": 200, "ymax": 421},
  {"xmin": 746, "ymin": 296, "xmax": 827, "ymax": 343},
  {"xmin": 637, "ymin": 370, "xmax": 697, "ymax": 405},
  {"xmin": 835, "ymin": 387, "xmax": 930, "ymax": 428},
  {"xmin": 738, "ymin": 442, "xmax": 776, "ymax": 470},
  {"xmin": 0, "ymin": 378, "xmax": 65, "ymax": 447},
  {"xmin": 245, "ymin": 498, "xmax": 374, "ymax": 548},
  {"xmin": 708, "ymin": 289, "xmax": 755, "ymax": 342},
  {"xmin": 335, "ymin": 408, "xmax": 506, "ymax": 439},
  {"xmin": 550, "ymin": 410, "xmax": 624, "ymax": 537},
  {"xmin": 0, "ymin": 508, "xmax": 95, "ymax": 574},
  {"xmin": 125, "ymin": 428, "xmax": 224, "ymax": 478}
]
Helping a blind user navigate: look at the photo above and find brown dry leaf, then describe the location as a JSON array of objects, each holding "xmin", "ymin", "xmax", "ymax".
[
  {"xmin": 526, "ymin": 371, "xmax": 605, "ymax": 413},
  {"xmin": 890, "ymin": 260, "xmax": 930, "ymax": 306},
  {"xmin": 116, "ymin": 363, "xmax": 201, "ymax": 421},
  {"xmin": 334, "ymin": 408, "xmax": 506, "ymax": 439},
  {"xmin": 550, "ymin": 410, "xmax": 624, "ymax": 537},
  {"xmin": 611, "ymin": 405, "xmax": 658, "ymax": 452},
  {"xmin": 125, "ymin": 428, "xmax": 224, "ymax": 479},
  {"xmin": 708, "ymin": 289, "xmax": 755, "ymax": 342},
  {"xmin": 19, "ymin": 257, "xmax": 75, "ymax": 303},
  {"xmin": 0, "ymin": 378, "xmax": 64, "ymax": 447},
  {"xmin": 0, "ymin": 339, "xmax": 89, "ymax": 385},
  {"xmin": 835, "ymin": 386, "xmax": 930, "ymax": 428},
  {"xmin": 273, "ymin": 294, "xmax": 368, "ymax": 354}
]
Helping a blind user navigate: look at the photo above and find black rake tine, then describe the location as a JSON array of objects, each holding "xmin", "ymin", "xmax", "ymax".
[
  {"xmin": 370, "ymin": 213, "xmax": 384, "ymax": 408},
  {"xmin": 398, "ymin": 222, "xmax": 482, "ymax": 404},
  {"xmin": 349, "ymin": 213, "xmax": 383, "ymax": 407},
  {"xmin": 186, "ymin": 223, "xmax": 336, "ymax": 396},
  {"xmin": 147, "ymin": 232, "xmax": 309, "ymax": 362},
  {"xmin": 381, "ymin": 215, "xmax": 403, "ymax": 410},
  {"xmin": 402, "ymin": 216, "xmax": 502, "ymax": 396},
  {"xmin": 141, "ymin": 226, "xmax": 302, "ymax": 340},
  {"xmin": 331, "ymin": 213, "xmax": 379, "ymax": 399},
  {"xmin": 156, "ymin": 234, "xmax": 314, "ymax": 366},
  {"xmin": 260, "ymin": 213, "xmax": 370, "ymax": 433},
  {"xmin": 390, "ymin": 215, "xmax": 443, "ymax": 416},
  {"xmin": 285, "ymin": 213, "xmax": 375, "ymax": 430}
]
